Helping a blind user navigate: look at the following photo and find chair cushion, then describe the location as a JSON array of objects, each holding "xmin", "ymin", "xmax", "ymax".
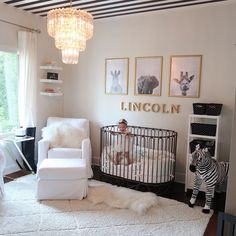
[
  {"xmin": 48, "ymin": 148, "xmax": 82, "ymax": 159},
  {"xmin": 37, "ymin": 158, "xmax": 87, "ymax": 180}
]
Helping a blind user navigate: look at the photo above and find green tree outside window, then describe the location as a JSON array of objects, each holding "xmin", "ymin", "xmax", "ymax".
[{"xmin": 0, "ymin": 51, "xmax": 19, "ymax": 133}]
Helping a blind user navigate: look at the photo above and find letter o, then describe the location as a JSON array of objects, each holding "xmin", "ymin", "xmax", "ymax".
[{"xmin": 152, "ymin": 104, "xmax": 160, "ymax": 113}]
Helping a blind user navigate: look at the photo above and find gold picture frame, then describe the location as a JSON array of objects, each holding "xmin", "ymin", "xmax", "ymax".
[
  {"xmin": 105, "ymin": 57, "xmax": 129, "ymax": 95},
  {"xmin": 134, "ymin": 56, "xmax": 163, "ymax": 96},
  {"xmin": 169, "ymin": 55, "xmax": 202, "ymax": 98}
]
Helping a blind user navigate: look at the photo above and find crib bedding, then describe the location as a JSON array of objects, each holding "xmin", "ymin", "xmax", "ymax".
[{"xmin": 101, "ymin": 145, "xmax": 175, "ymax": 183}]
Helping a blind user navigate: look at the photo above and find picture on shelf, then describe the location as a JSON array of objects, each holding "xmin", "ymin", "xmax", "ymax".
[{"xmin": 47, "ymin": 72, "xmax": 58, "ymax": 80}]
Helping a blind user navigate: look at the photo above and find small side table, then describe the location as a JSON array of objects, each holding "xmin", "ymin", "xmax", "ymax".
[{"xmin": 2, "ymin": 136, "xmax": 35, "ymax": 173}]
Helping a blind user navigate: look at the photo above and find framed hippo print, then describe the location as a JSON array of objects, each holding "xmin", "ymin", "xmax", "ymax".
[
  {"xmin": 134, "ymin": 56, "xmax": 163, "ymax": 96},
  {"xmin": 105, "ymin": 57, "xmax": 129, "ymax": 95},
  {"xmin": 169, "ymin": 55, "xmax": 202, "ymax": 98}
]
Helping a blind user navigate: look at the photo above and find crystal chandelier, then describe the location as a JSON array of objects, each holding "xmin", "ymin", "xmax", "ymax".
[{"xmin": 47, "ymin": 1, "xmax": 93, "ymax": 64}]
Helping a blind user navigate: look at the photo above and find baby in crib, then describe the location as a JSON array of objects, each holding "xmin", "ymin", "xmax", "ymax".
[{"xmin": 110, "ymin": 119, "xmax": 133, "ymax": 165}]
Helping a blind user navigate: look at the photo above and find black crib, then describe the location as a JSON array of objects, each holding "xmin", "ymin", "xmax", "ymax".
[{"xmin": 100, "ymin": 125, "xmax": 177, "ymax": 194}]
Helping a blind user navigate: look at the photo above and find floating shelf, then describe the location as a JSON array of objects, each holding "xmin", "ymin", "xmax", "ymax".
[
  {"xmin": 40, "ymin": 92, "xmax": 63, "ymax": 96},
  {"xmin": 40, "ymin": 64, "xmax": 63, "ymax": 97},
  {"xmin": 40, "ymin": 79, "xmax": 63, "ymax": 84},
  {"xmin": 40, "ymin": 65, "xmax": 63, "ymax": 71}
]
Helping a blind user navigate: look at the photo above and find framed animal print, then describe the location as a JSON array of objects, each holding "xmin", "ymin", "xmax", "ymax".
[
  {"xmin": 169, "ymin": 55, "xmax": 202, "ymax": 98},
  {"xmin": 134, "ymin": 56, "xmax": 163, "ymax": 96},
  {"xmin": 105, "ymin": 57, "xmax": 129, "ymax": 95}
]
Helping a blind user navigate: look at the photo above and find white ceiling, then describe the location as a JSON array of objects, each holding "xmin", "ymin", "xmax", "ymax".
[{"xmin": 2, "ymin": 0, "xmax": 228, "ymax": 20}]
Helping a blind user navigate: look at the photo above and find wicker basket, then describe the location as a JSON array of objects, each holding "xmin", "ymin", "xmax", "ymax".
[
  {"xmin": 191, "ymin": 123, "xmax": 216, "ymax": 136},
  {"xmin": 193, "ymin": 103, "xmax": 206, "ymax": 115},
  {"xmin": 206, "ymin": 103, "xmax": 223, "ymax": 116},
  {"xmin": 204, "ymin": 140, "xmax": 215, "ymax": 156},
  {"xmin": 189, "ymin": 139, "xmax": 215, "ymax": 156},
  {"xmin": 189, "ymin": 139, "xmax": 206, "ymax": 153}
]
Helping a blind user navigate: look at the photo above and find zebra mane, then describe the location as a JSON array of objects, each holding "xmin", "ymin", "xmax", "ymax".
[
  {"xmin": 194, "ymin": 145, "xmax": 211, "ymax": 157},
  {"xmin": 202, "ymin": 148, "xmax": 212, "ymax": 158}
]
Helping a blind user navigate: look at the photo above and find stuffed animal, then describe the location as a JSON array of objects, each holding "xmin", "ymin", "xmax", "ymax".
[{"xmin": 188, "ymin": 145, "xmax": 229, "ymax": 214}]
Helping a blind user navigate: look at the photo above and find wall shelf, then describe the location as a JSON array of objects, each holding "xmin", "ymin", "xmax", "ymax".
[
  {"xmin": 40, "ymin": 65, "xmax": 63, "ymax": 71},
  {"xmin": 40, "ymin": 64, "xmax": 63, "ymax": 97},
  {"xmin": 40, "ymin": 92, "xmax": 63, "ymax": 96},
  {"xmin": 40, "ymin": 79, "xmax": 63, "ymax": 84}
]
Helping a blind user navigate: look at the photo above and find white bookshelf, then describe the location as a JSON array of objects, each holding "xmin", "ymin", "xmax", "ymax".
[{"xmin": 185, "ymin": 114, "xmax": 220, "ymax": 192}]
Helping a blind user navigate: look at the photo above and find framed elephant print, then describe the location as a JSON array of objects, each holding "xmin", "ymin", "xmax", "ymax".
[
  {"xmin": 134, "ymin": 56, "xmax": 163, "ymax": 96},
  {"xmin": 169, "ymin": 55, "xmax": 202, "ymax": 98},
  {"xmin": 105, "ymin": 57, "xmax": 129, "ymax": 95}
]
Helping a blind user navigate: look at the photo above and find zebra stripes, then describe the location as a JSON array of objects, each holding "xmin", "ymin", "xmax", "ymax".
[{"xmin": 188, "ymin": 145, "xmax": 229, "ymax": 214}]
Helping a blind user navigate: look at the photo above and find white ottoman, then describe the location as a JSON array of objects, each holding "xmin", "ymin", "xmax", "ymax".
[{"xmin": 37, "ymin": 158, "xmax": 88, "ymax": 200}]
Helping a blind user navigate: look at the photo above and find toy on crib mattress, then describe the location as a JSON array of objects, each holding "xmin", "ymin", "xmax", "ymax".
[{"xmin": 188, "ymin": 144, "xmax": 229, "ymax": 214}]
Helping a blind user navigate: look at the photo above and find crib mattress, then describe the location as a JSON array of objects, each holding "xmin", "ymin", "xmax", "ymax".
[{"xmin": 101, "ymin": 146, "xmax": 175, "ymax": 184}]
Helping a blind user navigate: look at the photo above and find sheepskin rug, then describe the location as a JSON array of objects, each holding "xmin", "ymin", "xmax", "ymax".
[
  {"xmin": 87, "ymin": 180, "xmax": 158, "ymax": 215},
  {"xmin": 42, "ymin": 123, "xmax": 86, "ymax": 148}
]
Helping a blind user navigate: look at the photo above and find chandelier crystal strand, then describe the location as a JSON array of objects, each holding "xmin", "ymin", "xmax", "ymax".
[
  {"xmin": 62, "ymin": 49, "xmax": 79, "ymax": 64},
  {"xmin": 47, "ymin": 5, "xmax": 93, "ymax": 64}
]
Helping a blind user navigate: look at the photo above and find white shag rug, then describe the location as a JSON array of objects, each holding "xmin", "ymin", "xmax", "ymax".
[{"xmin": 0, "ymin": 175, "xmax": 212, "ymax": 236}]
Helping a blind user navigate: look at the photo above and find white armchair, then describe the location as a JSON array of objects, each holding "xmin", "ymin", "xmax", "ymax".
[
  {"xmin": 38, "ymin": 117, "xmax": 93, "ymax": 178},
  {"xmin": 0, "ymin": 149, "xmax": 6, "ymax": 198}
]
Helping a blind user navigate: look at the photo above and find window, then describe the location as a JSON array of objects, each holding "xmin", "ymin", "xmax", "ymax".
[{"xmin": 0, "ymin": 51, "xmax": 19, "ymax": 133}]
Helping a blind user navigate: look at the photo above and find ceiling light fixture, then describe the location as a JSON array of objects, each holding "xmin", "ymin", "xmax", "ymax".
[{"xmin": 47, "ymin": 0, "xmax": 93, "ymax": 64}]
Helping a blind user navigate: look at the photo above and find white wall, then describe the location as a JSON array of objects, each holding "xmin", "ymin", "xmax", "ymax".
[
  {"xmin": 0, "ymin": 4, "xmax": 63, "ymax": 172},
  {"xmin": 225, "ymin": 89, "xmax": 236, "ymax": 215},
  {"xmin": 36, "ymin": 18, "xmax": 64, "ymax": 142},
  {"xmin": 63, "ymin": 1, "xmax": 236, "ymax": 182}
]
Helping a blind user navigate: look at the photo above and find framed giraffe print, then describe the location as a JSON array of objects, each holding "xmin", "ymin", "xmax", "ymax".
[
  {"xmin": 169, "ymin": 55, "xmax": 202, "ymax": 98},
  {"xmin": 105, "ymin": 57, "xmax": 129, "ymax": 95},
  {"xmin": 134, "ymin": 56, "xmax": 163, "ymax": 96}
]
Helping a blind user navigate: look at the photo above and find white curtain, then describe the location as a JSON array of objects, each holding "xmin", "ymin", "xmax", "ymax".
[{"xmin": 18, "ymin": 31, "xmax": 37, "ymax": 128}]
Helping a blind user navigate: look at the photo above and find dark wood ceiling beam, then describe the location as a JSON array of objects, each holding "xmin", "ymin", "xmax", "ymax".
[
  {"xmin": 93, "ymin": 0, "xmax": 226, "ymax": 19},
  {"xmin": 4, "ymin": 0, "xmax": 228, "ymax": 20},
  {"xmin": 89, "ymin": 0, "xmax": 200, "ymax": 14},
  {"xmin": 4, "ymin": 0, "xmax": 26, "ymax": 3},
  {"xmin": 33, "ymin": 0, "xmax": 201, "ymax": 15},
  {"xmin": 39, "ymin": 0, "xmax": 226, "ymax": 17},
  {"xmin": 15, "ymin": 0, "xmax": 91, "ymax": 9},
  {"xmin": 31, "ymin": 0, "xmax": 134, "ymax": 14}
]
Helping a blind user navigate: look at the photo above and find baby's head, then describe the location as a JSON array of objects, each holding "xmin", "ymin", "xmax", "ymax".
[{"xmin": 118, "ymin": 119, "xmax": 128, "ymax": 132}]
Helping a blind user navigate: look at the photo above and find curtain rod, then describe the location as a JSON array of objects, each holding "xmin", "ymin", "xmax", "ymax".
[{"xmin": 0, "ymin": 19, "xmax": 41, "ymax": 33}]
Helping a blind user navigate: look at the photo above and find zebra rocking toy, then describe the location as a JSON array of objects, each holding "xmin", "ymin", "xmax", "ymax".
[{"xmin": 188, "ymin": 144, "xmax": 229, "ymax": 214}]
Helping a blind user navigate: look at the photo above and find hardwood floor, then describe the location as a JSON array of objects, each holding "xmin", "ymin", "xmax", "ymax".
[
  {"xmin": 4, "ymin": 166, "xmax": 226, "ymax": 235},
  {"xmin": 3, "ymin": 170, "xmax": 30, "ymax": 183}
]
